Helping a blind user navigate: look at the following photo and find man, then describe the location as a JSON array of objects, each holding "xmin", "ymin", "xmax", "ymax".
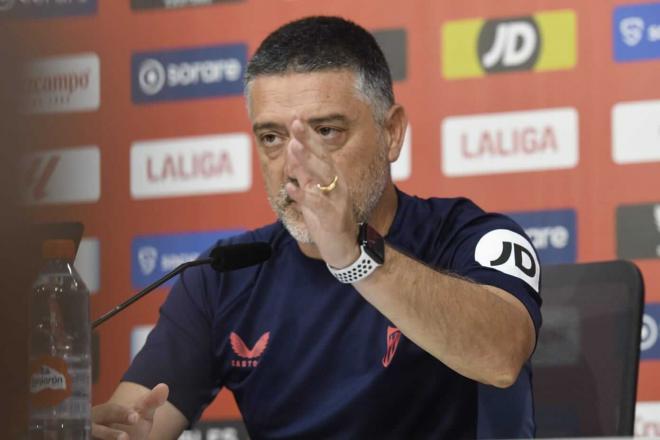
[{"xmin": 92, "ymin": 16, "xmax": 541, "ymax": 439}]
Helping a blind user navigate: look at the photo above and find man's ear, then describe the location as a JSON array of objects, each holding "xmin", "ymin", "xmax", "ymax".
[{"xmin": 384, "ymin": 104, "xmax": 408, "ymax": 163}]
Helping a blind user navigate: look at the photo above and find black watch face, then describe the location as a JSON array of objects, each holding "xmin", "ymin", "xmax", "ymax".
[{"xmin": 360, "ymin": 223, "xmax": 385, "ymax": 264}]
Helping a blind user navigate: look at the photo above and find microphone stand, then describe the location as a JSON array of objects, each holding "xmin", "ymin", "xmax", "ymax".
[{"xmin": 92, "ymin": 258, "xmax": 212, "ymax": 329}]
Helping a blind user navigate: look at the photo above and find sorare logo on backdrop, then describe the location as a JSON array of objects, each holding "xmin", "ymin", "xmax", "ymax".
[
  {"xmin": 614, "ymin": 3, "xmax": 660, "ymax": 62},
  {"xmin": 131, "ymin": 230, "xmax": 242, "ymax": 289},
  {"xmin": 131, "ymin": 43, "xmax": 247, "ymax": 104},
  {"xmin": 131, "ymin": 0, "xmax": 242, "ymax": 11},
  {"xmin": 0, "ymin": 0, "xmax": 97, "ymax": 19},
  {"xmin": 641, "ymin": 303, "xmax": 660, "ymax": 360},
  {"xmin": 506, "ymin": 209, "xmax": 576, "ymax": 265}
]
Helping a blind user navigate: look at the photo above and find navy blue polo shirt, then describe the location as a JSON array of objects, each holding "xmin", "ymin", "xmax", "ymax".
[{"xmin": 124, "ymin": 189, "xmax": 542, "ymax": 439}]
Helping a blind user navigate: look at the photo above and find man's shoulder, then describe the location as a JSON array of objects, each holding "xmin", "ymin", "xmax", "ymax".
[{"xmin": 397, "ymin": 190, "xmax": 489, "ymax": 231}]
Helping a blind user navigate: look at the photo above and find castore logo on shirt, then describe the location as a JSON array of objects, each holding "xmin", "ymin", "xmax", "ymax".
[{"xmin": 230, "ymin": 331, "xmax": 270, "ymax": 368}]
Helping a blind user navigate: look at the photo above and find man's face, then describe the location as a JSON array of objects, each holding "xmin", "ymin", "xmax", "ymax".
[{"xmin": 248, "ymin": 70, "xmax": 391, "ymax": 243}]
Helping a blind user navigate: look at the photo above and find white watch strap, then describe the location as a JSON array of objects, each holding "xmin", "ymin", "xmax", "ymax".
[{"xmin": 327, "ymin": 246, "xmax": 381, "ymax": 284}]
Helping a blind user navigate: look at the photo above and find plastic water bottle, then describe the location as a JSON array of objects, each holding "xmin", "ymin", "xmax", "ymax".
[{"xmin": 29, "ymin": 239, "xmax": 91, "ymax": 439}]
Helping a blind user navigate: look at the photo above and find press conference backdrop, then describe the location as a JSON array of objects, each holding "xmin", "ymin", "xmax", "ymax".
[{"xmin": 12, "ymin": 0, "xmax": 660, "ymax": 437}]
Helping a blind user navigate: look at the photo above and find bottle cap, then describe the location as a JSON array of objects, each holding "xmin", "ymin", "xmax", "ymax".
[{"xmin": 42, "ymin": 239, "xmax": 75, "ymax": 261}]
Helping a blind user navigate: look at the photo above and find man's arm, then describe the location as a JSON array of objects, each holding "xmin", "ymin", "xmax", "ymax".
[
  {"xmin": 92, "ymin": 382, "xmax": 188, "ymax": 440},
  {"xmin": 354, "ymin": 245, "xmax": 535, "ymax": 388}
]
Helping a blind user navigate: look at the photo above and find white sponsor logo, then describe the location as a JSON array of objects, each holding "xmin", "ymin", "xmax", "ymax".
[
  {"xmin": 621, "ymin": 17, "xmax": 645, "ymax": 47},
  {"xmin": 138, "ymin": 246, "xmax": 158, "ymax": 276},
  {"xmin": 474, "ymin": 229, "xmax": 540, "ymax": 292},
  {"xmin": 30, "ymin": 365, "xmax": 66, "ymax": 394},
  {"xmin": 641, "ymin": 314, "xmax": 658, "ymax": 352},
  {"xmin": 21, "ymin": 146, "xmax": 100, "ymax": 205},
  {"xmin": 23, "ymin": 52, "xmax": 100, "ymax": 114},
  {"xmin": 138, "ymin": 59, "xmax": 166, "ymax": 96},
  {"xmin": 391, "ymin": 125, "xmax": 411, "ymax": 182},
  {"xmin": 441, "ymin": 108, "xmax": 579, "ymax": 176},
  {"xmin": 482, "ymin": 21, "xmax": 537, "ymax": 68},
  {"xmin": 525, "ymin": 226, "xmax": 569, "ymax": 250},
  {"xmin": 74, "ymin": 237, "xmax": 100, "ymax": 294},
  {"xmin": 612, "ymin": 100, "xmax": 660, "ymax": 165},
  {"xmin": 131, "ymin": 133, "xmax": 251, "ymax": 199},
  {"xmin": 137, "ymin": 56, "xmax": 241, "ymax": 95},
  {"xmin": 165, "ymin": 0, "xmax": 214, "ymax": 8},
  {"xmin": 635, "ymin": 402, "xmax": 660, "ymax": 437},
  {"xmin": 130, "ymin": 325, "xmax": 155, "ymax": 361},
  {"xmin": 160, "ymin": 252, "xmax": 199, "ymax": 272}
]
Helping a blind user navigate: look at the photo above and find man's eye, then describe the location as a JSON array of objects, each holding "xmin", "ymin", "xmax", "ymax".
[
  {"xmin": 317, "ymin": 127, "xmax": 338, "ymax": 137},
  {"xmin": 260, "ymin": 134, "xmax": 279, "ymax": 146}
]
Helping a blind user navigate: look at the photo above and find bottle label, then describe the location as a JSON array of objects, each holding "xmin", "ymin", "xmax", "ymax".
[{"xmin": 29, "ymin": 356, "xmax": 72, "ymax": 408}]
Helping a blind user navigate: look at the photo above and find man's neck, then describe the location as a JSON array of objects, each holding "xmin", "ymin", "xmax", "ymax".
[{"xmin": 296, "ymin": 182, "xmax": 398, "ymax": 260}]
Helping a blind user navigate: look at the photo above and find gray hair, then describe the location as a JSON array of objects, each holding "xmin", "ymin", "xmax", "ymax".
[{"xmin": 244, "ymin": 16, "xmax": 394, "ymax": 123}]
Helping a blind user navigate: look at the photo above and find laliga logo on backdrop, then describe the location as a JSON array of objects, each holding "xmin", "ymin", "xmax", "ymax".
[
  {"xmin": 641, "ymin": 314, "xmax": 658, "ymax": 352},
  {"xmin": 24, "ymin": 155, "xmax": 60, "ymax": 201},
  {"xmin": 138, "ymin": 59, "xmax": 166, "ymax": 96},
  {"xmin": 138, "ymin": 246, "xmax": 158, "ymax": 276},
  {"xmin": 620, "ymin": 17, "xmax": 645, "ymax": 47},
  {"xmin": 478, "ymin": 18, "xmax": 540, "ymax": 72},
  {"xmin": 461, "ymin": 126, "xmax": 558, "ymax": 159}
]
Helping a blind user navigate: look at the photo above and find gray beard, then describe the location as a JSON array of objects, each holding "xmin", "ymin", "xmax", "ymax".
[{"xmin": 267, "ymin": 146, "xmax": 390, "ymax": 243}]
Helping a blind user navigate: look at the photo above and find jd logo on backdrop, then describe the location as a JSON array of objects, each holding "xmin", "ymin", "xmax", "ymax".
[{"xmin": 442, "ymin": 9, "xmax": 576, "ymax": 79}]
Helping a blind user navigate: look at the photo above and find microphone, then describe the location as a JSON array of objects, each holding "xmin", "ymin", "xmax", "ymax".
[
  {"xmin": 210, "ymin": 242, "xmax": 272, "ymax": 272},
  {"xmin": 92, "ymin": 242, "xmax": 272, "ymax": 329}
]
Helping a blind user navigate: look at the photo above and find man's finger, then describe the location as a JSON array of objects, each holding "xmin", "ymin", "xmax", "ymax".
[
  {"xmin": 133, "ymin": 383, "xmax": 169, "ymax": 421},
  {"xmin": 289, "ymin": 141, "xmax": 336, "ymax": 189},
  {"xmin": 91, "ymin": 403, "xmax": 138, "ymax": 426},
  {"xmin": 291, "ymin": 119, "xmax": 328, "ymax": 160},
  {"xmin": 91, "ymin": 423, "xmax": 129, "ymax": 440}
]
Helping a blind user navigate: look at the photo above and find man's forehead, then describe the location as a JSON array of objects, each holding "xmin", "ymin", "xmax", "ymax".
[{"xmin": 247, "ymin": 70, "xmax": 366, "ymax": 123}]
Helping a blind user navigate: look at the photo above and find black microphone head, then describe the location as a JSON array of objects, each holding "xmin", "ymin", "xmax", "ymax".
[{"xmin": 210, "ymin": 242, "xmax": 272, "ymax": 272}]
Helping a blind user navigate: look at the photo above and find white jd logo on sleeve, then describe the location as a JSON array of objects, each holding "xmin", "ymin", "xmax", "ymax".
[{"xmin": 474, "ymin": 229, "xmax": 540, "ymax": 292}]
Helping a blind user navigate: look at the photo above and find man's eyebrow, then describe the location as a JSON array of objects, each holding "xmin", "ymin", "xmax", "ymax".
[
  {"xmin": 252, "ymin": 121, "xmax": 286, "ymax": 133},
  {"xmin": 307, "ymin": 113, "xmax": 350, "ymax": 125},
  {"xmin": 252, "ymin": 114, "xmax": 350, "ymax": 133}
]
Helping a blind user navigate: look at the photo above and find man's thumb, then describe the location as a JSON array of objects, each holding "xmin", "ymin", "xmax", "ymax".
[{"xmin": 134, "ymin": 383, "xmax": 169, "ymax": 421}]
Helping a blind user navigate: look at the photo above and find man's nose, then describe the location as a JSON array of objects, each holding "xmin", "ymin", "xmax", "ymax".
[{"xmin": 283, "ymin": 135, "xmax": 303, "ymax": 179}]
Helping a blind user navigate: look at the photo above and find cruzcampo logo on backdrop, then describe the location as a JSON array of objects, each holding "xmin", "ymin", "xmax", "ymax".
[{"xmin": 441, "ymin": 9, "xmax": 577, "ymax": 79}]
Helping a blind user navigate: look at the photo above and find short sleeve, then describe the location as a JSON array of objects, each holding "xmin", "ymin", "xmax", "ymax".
[
  {"xmin": 449, "ymin": 214, "xmax": 543, "ymax": 336},
  {"xmin": 122, "ymin": 261, "xmax": 221, "ymax": 425}
]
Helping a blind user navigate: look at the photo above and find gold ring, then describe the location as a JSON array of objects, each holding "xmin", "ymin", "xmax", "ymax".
[{"xmin": 316, "ymin": 175, "xmax": 338, "ymax": 193}]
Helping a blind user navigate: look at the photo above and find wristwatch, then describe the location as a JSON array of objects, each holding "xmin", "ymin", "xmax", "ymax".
[{"xmin": 327, "ymin": 223, "xmax": 385, "ymax": 284}]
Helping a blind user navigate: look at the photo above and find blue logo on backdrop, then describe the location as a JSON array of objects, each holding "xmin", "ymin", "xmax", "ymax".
[
  {"xmin": 506, "ymin": 209, "xmax": 576, "ymax": 265},
  {"xmin": 0, "ymin": 0, "xmax": 97, "ymax": 19},
  {"xmin": 131, "ymin": 230, "xmax": 242, "ymax": 289},
  {"xmin": 613, "ymin": 3, "xmax": 660, "ymax": 62},
  {"xmin": 131, "ymin": 44, "xmax": 246, "ymax": 104},
  {"xmin": 641, "ymin": 303, "xmax": 660, "ymax": 360}
]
